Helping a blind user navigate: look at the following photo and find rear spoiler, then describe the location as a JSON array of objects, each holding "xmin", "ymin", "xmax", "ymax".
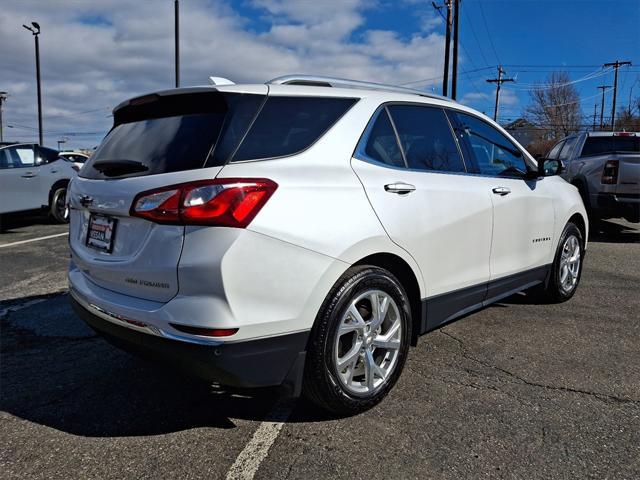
[{"xmin": 112, "ymin": 87, "xmax": 224, "ymax": 126}]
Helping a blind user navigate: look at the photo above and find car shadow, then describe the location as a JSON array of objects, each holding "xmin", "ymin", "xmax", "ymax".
[
  {"xmin": 0, "ymin": 211, "xmax": 55, "ymax": 233},
  {"xmin": 588, "ymin": 219, "xmax": 639, "ymax": 244},
  {"xmin": 0, "ymin": 293, "xmax": 335, "ymax": 438}
]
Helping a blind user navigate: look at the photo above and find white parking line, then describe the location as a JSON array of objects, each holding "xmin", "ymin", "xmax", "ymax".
[
  {"xmin": 0, "ymin": 232, "xmax": 68, "ymax": 249},
  {"xmin": 225, "ymin": 401, "xmax": 294, "ymax": 480}
]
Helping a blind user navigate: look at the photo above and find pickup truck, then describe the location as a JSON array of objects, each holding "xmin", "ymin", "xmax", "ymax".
[{"xmin": 545, "ymin": 132, "xmax": 639, "ymax": 223}]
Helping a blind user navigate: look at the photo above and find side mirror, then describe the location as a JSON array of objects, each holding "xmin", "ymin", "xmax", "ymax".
[{"xmin": 538, "ymin": 158, "xmax": 564, "ymax": 176}]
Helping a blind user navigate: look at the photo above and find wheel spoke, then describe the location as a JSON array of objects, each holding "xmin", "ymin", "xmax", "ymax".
[
  {"xmin": 369, "ymin": 291, "xmax": 380, "ymax": 329},
  {"xmin": 337, "ymin": 344, "xmax": 361, "ymax": 369},
  {"xmin": 341, "ymin": 304, "xmax": 366, "ymax": 335},
  {"xmin": 560, "ymin": 265, "xmax": 568, "ymax": 284},
  {"xmin": 364, "ymin": 350, "xmax": 385, "ymax": 390},
  {"xmin": 372, "ymin": 336, "xmax": 400, "ymax": 350}
]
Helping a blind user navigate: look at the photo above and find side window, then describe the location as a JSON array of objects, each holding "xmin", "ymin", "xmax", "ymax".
[
  {"xmin": 387, "ymin": 105, "xmax": 465, "ymax": 173},
  {"xmin": 3, "ymin": 146, "xmax": 35, "ymax": 168},
  {"xmin": 454, "ymin": 112, "xmax": 528, "ymax": 177},
  {"xmin": 0, "ymin": 149, "xmax": 9, "ymax": 169},
  {"xmin": 358, "ymin": 108, "xmax": 405, "ymax": 168},
  {"xmin": 38, "ymin": 147, "xmax": 61, "ymax": 164},
  {"xmin": 232, "ymin": 96, "xmax": 357, "ymax": 162},
  {"xmin": 558, "ymin": 136, "xmax": 578, "ymax": 161},
  {"xmin": 546, "ymin": 140, "xmax": 565, "ymax": 160}
]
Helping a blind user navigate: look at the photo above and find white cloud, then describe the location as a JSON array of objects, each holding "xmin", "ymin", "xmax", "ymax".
[{"xmin": 1, "ymin": 0, "xmax": 447, "ymax": 148}]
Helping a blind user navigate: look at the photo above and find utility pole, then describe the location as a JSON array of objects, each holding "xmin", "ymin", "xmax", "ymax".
[
  {"xmin": 432, "ymin": 1, "xmax": 452, "ymax": 97},
  {"xmin": 0, "ymin": 92, "xmax": 7, "ymax": 142},
  {"xmin": 451, "ymin": 0, "xmax": 460, "ymax": 100},
  {"xmin": 597, "ymin": 85, "xmax": 610, "ymax": 129},
  {"xmin": 603, "ymin": 60, "xmax": 632, "ymax": 131},
  {"xmin": 592, "ymin": 103, "xmax": 598, "ymax": 131},
  {"xmin": 175, "ymin": 0, "xmax": 180, "ymax": 88},
  {"xmin": 486, "ymin": 66, "xmax": 514, "ymax": 122},
  {"xmin": 23, "ymin": 22, "xmax": 43, "ymax": 146}
]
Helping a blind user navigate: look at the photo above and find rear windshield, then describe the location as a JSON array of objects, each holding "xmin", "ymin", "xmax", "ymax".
[
  {"xmin": 581, "ymin": 136, "xmax": 640, "ymax": 157},
  {"xmin": 81, "ymin": 92, "xmax": 264, "ymax": 179},
  {"xmin": 230, "ymin": 96, "xmax": 357, "ymax": 162}
]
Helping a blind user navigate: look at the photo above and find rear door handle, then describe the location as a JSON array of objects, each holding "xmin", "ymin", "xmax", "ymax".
[
  {"xmin": 21, "ymin": 172, "xmax": 37, "ymax": 178},
  {"xmin": 384, "ymin": 183, "xmax": 416, "ymax": 194},
  {"xmin": 492, "ymin": 186, "xmax": 511, "ymax": 196}
]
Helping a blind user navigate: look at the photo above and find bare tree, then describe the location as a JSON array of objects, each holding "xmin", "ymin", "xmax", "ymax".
[{"xmin": 525, "ymin": 72, "xmax": 583, "ymax": 139}]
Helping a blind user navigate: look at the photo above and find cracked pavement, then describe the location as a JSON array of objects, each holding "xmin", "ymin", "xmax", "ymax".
[{"xmin": 1, "ymin": 214, "xmax": 639, "ymax": 479}]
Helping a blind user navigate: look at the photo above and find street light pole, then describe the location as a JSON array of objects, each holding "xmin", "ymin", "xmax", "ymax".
[
  {"xmin": 175, "ymin": 0, "xmax": 180, "ymax": 88},
  {"xmin": 0, "ymin": 92, "xmax": 7, "ymax": 142},
  {"xmin": 23, "ymin": 22, "xmax": 43, "ymax": 146}
]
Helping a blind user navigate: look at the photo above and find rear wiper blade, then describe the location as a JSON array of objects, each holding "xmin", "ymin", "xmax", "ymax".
[{"xmin": 92, "ymin": 159, "xmax": 149, "ymax": 177}]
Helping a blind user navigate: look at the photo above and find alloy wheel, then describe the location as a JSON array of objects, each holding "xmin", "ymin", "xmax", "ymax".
[
  {"xmin": 333, "ymin": 289, "xmax": 402, "ymax": 396},
  {"xmin": 559, "ymin": 234, "xmax": 581, "ymax": 294}
]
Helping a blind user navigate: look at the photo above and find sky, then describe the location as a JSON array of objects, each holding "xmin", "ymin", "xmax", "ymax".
[{"xmin": 1, "ymin": 0, "xmax": 639, "ymax": 150}]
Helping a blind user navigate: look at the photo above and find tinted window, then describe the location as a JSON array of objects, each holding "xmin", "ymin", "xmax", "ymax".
[
  {"xmin": 232, "ymin": 96, "xmax": 357, "ymax": 162},
  {"xmin": 0, "ymin": 146, "xmax": 35, "ymax": 168},
  {"xmin": 580, "ymin": 136, "xmax": 640, "ymax": 156},
  {"xmin": 39, "ymin": 147, "xmax": 60, "ymax": 164},
  {"xmin": 388, "ymin": 105, "xmax": 465, "ymax": 173},
  {"xmin": 360, "ymin": 109, "xmax": 404, "ymax": 168},
  {"xmin": 546, "ymin": 140, "xmax": 565, "ymax": 160},
  {"xmin": 558, "ymin": 136, "xmax": 578, "ymax": 160},
  {"xmin": 454, "ymin": 112, "xmax": 529, "ymax": 177},
  {"xmin": 83, "ymin": 93, "xmax": 264, "ymax": 179}
]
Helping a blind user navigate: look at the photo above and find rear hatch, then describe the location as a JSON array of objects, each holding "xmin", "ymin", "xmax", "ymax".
[{"xmin": 69, "ymin": 86, "xmax": 267, "ymax": 302}]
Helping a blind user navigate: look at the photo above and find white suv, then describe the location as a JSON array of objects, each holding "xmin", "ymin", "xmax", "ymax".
[
  {"xmin": 0, "ymin": 143, "xmax": 77, "ymax": 226},
  {"xmin": 68, "ymin": 76, "xmax": 588, "ymax": 414}
]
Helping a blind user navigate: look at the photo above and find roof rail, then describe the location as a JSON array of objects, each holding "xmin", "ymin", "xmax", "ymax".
[{"xmin": 267, "ymin": 75, "xmax": 453, "ymax": 102}]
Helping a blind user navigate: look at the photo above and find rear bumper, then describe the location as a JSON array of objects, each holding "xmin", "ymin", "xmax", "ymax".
[
  {"xmin": 71, "ymin": 296, "xmax": 309, "ymax": 392},
  {"xmin": 592, "ymin": 193, "xmax": 640, "ymax": 221}
]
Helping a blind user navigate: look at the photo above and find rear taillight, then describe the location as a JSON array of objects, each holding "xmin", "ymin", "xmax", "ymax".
[
  {"xmin": 130, "ymin": 178, "xmax": 277, "ymax": 227},
  {"xmin": 601, "ymin": 160, "xmax": 619, "ymax": 185}
]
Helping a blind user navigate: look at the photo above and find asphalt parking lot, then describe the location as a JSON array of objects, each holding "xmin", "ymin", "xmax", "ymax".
[{"xmin": 1, "ymin": 214, "xmax": 639, "ymax": 479}]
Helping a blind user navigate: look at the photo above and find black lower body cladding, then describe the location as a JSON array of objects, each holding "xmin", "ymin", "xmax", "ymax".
[{"xmin": 70, "ymin": 297, "xmax": 309, "ymax": 392}]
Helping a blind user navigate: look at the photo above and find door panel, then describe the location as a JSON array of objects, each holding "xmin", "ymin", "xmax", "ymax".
[
  {"xmin": 0, "ymin": 145, "xmax": 42, "ymax": 213},
  {"xmin": 351, "ymin": 160, "xmax": 493, "ymax": 298},
  {"xmin": 488, "ymin": 177, "xmax": 555, "ymax": 277},
  {"xmin": 449, "ymin": 110, "xmax": 556, "ymax": 281}
]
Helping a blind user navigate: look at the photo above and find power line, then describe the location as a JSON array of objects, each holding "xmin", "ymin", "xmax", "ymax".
[
  {"xmin": 461, "ymin": 2, "xmax": 490, "ymax": 67},
  {"xmin": 478, "ymin": 0, "xmax": 501, "ymax": 65},
  {"xmin": 506, "ymin": 68, "xmax": 613, "ymax": 90},
  {"xmin": 400, "ymin": 65, "xmax": 494, "ymax": 86}
]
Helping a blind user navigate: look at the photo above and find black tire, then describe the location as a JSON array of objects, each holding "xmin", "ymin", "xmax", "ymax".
[
  {"xmin": 50, "ymin": 187, "xmax": 69, "ymax": 224},
  {"xmin": 302, "ymin": 266, "xmax": 412, "ymax": 416},
  {"xmin": 535, "ymin": 222, "xmax": 584, "ymax": 303}
]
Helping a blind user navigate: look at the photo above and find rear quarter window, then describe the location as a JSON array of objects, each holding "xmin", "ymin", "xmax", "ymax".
[{"xmin": 231, "ymin": 96, "xmax": 357, "ymax": 162}]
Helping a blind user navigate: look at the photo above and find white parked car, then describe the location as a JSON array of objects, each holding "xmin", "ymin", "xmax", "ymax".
[
  {"xmin": 59, "ymin": 151, "xmax": 91, "ymax": 170},
  {"xmin": 0, "ymin": 142, "xmax": 77, "ymax": 226},
  {"xmin": 68, "ymin": 76, "xmax": 588, "ymax": 414}
]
